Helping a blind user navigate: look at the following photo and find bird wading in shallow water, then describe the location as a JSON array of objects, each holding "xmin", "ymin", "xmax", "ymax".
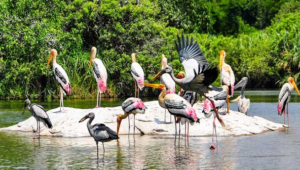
[
  {"xmin": 89, "ymin": 47, "xmax": 107, "ymax": 108},
  {"xmin": 232, "ymin": 77, "xmax": 250, "ymax": 114},
  {"xmin": 131, "ymin": 53, "xmax": 144, "ymax": 98},
  {"xmin": 79, "ymin": 112, "xmax": 119, "ymax": 158},
  {"xmin": 153, "ymin": 34, "xmax": 225, "ymax": 128},
  {"xmin": 219, "ymin": 50, "xmax": 235, "ymax": 97},
  {"xmin": 47, "ymin": 49, "xmax": 71, "ymax": 112},
  {"xmin": 144, "ymin": 83, "xmax": 200, "ymax": 143},
  {"xmin": 278, "ymin": 77, "xmax": 300, "ymax": 126},
  {"xmin": 117, "ymin": 98, "xmax": 146, "ymax": 136},
  {"xmin": 202, "ymin": 87, "xmax": 228, "ymax": 150},
  {"xmin": 22, "ymin": 99, "xmax": 53, "ymax": 139},
  {"xmin": 157, "ymin": 54, "xmax": 175, "ymax": 123}
]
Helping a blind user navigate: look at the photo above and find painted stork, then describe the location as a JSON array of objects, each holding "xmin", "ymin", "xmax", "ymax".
[
  {"xmin": 202, "ymin": 86, "xmax": 228, "ymax": 150},
  {"xmin": 153, "ymin": 34, "xmax": 225, "ymax": 127},
  {"xmin": 117, "ymin": 97, "xmax": 146, "ymax": 136},
  {"xmin": 219, "ymin": 50, "xmax": 235, "ymax": 97},
  {"xmin": 232, "ymin": 77, "xmax": 250, "ymax": 114},
  {"xmin": 278, "ymin": 77, "xmax": 300, "ymax": 126},
  {"xmin": 79, "ymin": 112, "xmax": 119, "ymax": 158},
  {"xmin": 131, "ymin": 53, "xmax": 144, "ymax": 98},
  {"xmin": 22, "ymin": 99, "xmax": 53, "ymax": 138},
  {"xmin": 89, "ymin": 47, "xmax": 107, "ymax": 108},
  {"xmin": 177, "ymin": 71, "xmax": 197, "ymax": 106},
  {"xmin": 47, "ymin": 49, "xmax": 71, "ymax": 112},
  {"xmin": 144, "ymin": 83, "xmax": 200, "ymax": 142},
  {"xmin": 158, "ymin": 54, "xmax": 175, "ymax": 123}
]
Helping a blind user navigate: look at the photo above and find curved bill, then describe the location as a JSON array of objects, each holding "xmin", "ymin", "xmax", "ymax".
[
  {"xmin": 46, "ymin": 54, "xmax": 53, "ymax": 68},
  {"xmin": 79, "ymin": 115, "xmax": 89, "ymax": 123},
  {"xmin": 152, "ymin": 71, "xmax": 163, "ymax": 81},
  {"xmin": 144, "ymin": 83, "xmax": 165, "ymax": 90}
]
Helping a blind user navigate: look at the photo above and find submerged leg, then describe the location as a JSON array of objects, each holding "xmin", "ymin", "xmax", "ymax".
[
  {"xmin": 128, "ymin": 115, "xmax": 130, "ymax": 135},
  {"xmin": 210, "ymin": 117, "xmax": 216, "ymax": 150},
  {"xmin": 179, "ymin": 121, "xmax": 181, "ymax": 139},
  {"xmin": 174, "ymin": 116, "xmax": 177, "ymax": 145},
  {"xmin": 134, "ymin": 115, "xmax": 136, "ymax": 135},
  {"xmin": 287, "ymin": 103, "xmax": 289, "ymax": 126},
  {"xmin": 96, "ymin": 141, "xmax": 99, "ymax": 158},
  {"xmin": 102, "ymin": 142, "xmax": 105, "ymax": 153},
  {"xmin": 284, "ymin": 109, "xmax": 286, "ymax": 125},
  {"xmin": 38, "ymin": 121, "xmax": 41, "ymax": 138}
]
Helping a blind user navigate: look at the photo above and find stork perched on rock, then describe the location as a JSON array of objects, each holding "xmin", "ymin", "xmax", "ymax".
[
  {"xmin": 22, "ymin": 99, "xmax": 53, "ymax": 138},
  {"xmin": 219, "ymin": 50, "xmax": 235, "ymax": 97},
  {"xmin": 131, "ymin": 53, "xmax": 144, "ymax": 98},
  {"xmin": 89, "ymin": 47, "xmax": 107, "ymax": 108},
  {"xmin": 47, "ymin": 49, "xmax": 71, "ymax": 112}
]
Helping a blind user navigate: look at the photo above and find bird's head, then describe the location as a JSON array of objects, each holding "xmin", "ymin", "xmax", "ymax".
[
  {"xmin": 219, "ymin": 50, "xmax": 226, "ymax": 70},
  {"xmin": 89, "ymin": 47, "xmax": 97, "ymax": 68},
  {"xmin": 288, "ymin": 77, "xmax": 300, "ymax": 96},
  {"xmin": 22, "ymin": 99, "xmax": 31, "ymax": 115},
  {"xmin": 79, "ymin": 112, "xmax": 95, "ymax": 123},
  {"xmin": 177, "ymin": 71, "xmax": 185, "ymax": 79},
  {"xmin": 47, "ymin": 49, "xmax": 57, "ymax": 68},
  {"xmin": 161, "ymin": 54, "xmax": 167, "ymax": 69},
  {"xmin": 131, "ymin": 53, "xmax": 136, "ymax": 63}
]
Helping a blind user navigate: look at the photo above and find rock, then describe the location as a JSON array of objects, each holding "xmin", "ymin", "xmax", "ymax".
[{"xmin": 0, "ymin": 101, "xmax": 285, "ymax": 137}]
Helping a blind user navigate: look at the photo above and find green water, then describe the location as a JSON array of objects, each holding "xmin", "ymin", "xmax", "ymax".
[{"xmin": 1, "ymin": 91, "xmax": 300, "ymax": 169}]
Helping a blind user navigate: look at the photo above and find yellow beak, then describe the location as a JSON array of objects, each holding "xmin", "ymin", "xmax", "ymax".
[
  {"xmin": 46, "ymin": 54, "xmax": 53, "ymax": 68},
  {"xmin": 152, "ymin": 71, "xmax": 163, "ymax": 81},
  {"xmin": 89, "ymin": 55, "xmax": 93, "ymax": 68},
  {"xmin": 219, "ymin": 53, "xmax": 225, "ymax": 70},
  {"xmin": 292, "ymin": 81, "xmax": 300, "ymax": 96},
  {"xmin": 144, "ymin": 83, "xmax": 165, "ymax": 90}
]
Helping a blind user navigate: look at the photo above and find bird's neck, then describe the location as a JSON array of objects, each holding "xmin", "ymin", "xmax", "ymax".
[
  {"xmin": 52, "ymin": 54, "xmax": 57, "ymax": 66},
  {"xmin": 158, "ymin": 88, "xmax": 166, "ymax": 104},
  {"xmin": 87, "ymin": 117, "xmax": 94, "ymax": 136},
  {"xmin": 169, "ymin": 70, "xmax": 184, "ymax": 86}
]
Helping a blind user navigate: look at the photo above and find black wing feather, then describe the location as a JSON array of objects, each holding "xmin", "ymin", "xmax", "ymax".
[
  {"xmin": 93, "ymin": 62, "xmax": 101, "ymax": 79},
  {"xmin": 93, "ymin": 124, "xmax": 119, "ymax": 139},
  {"xmin": 54, "ymin": 68, "xmax": 67, "ymax": 84}
]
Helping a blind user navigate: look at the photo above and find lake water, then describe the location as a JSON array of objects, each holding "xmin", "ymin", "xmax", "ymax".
[{"xmin": 1, "ymin": 91, "xmax": 300, "ymax": 169}]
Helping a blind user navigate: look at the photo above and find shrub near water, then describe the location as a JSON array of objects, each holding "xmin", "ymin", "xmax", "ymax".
[{"xmin": 0, "ymin": 0, "xmax": 299, "ymax": 99}]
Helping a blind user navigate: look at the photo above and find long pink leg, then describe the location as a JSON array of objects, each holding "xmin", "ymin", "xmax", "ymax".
[{"xmin": 210, "ymin": 117, "xmax": 216, "ymax": 150}]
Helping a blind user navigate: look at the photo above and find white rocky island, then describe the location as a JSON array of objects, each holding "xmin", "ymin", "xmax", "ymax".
[{"xmin": 0, "ymin": 101, "xmax": 285, "ymax": 137}]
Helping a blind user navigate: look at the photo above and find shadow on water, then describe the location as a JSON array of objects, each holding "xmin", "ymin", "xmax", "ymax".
[{"xmin": 1, "ymin": 91, "xmax": 300, "ymax": 169}]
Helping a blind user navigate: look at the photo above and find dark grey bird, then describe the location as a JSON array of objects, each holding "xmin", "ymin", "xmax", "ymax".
[
  {"xmin": 233, "ymin": 77, "xmax": 250, "ymax": 114},
  {"xmin": 136, "ymin": 0, "xmax": 139, "ymax": 5},
  {"xmin": 22, "ymin": 99, "xmax": 53, "ymax": 138},
  {"xmin": 97, "ymin": 0, "xmax": 101, "ymax": 5},
  {"xmin": 79, "ymin": 112, "xmax": 119, "ymax": 157}
]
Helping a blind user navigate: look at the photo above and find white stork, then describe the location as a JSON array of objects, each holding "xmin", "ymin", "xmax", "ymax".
[
  {"xmin": 117, "ymin": 97, "xmax": 146, "ymax": 136},
  {"xmin": 131, "ymin": 53, "xmax": 144, "ymax": 98},
  {"xmin": 89, "ymin": 47, "xmax": 107, "ymax": 108},
  {"xmin": 219, "ymin": 50, "xmax": 235, "ymax": 97},
  {"xmin": 278, "ymin": 77, "xmax": 300, "ymax": 126},
  {"xmin": 47, "ymin": 49, "xmax": 71, "ymax": 112}
]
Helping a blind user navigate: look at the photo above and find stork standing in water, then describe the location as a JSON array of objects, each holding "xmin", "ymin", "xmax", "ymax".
[
  {"xmin": 232, "ymin": 77, "xmax": 250, "ymax": 114},
  {"xmin": 158, "ymin": 54, "xmax": 175, "ymax": 123},
  {"xmin": 219, "ymin": 50, "xmax": 235, "ymax": 97},
  {"xmin": 202, "ymin": 86, "xmax": 228, "ymax": 150},
  {"xmin": 79, "ymin": 112, "xmax": 119, "ymax": 158},
  {"xmin": 89, "ymin": 47, "xmax": 107, "ymax": 108},
  {"xmin": 153, "ymin": 35, "xmax": 225, "ymax": 128},
  {"xmin": 144, "ymin": 83, "xmax": 200, "ymax": 142},
  {"xmin": 47, "ymin": 49, "xmax": 71, "ymax": 112},
  {"xmin": 278, "ymin": 77, "xmax": 300, "ymax": 126},
  {"xmin": 117, "ymin": 98, "xmax": 146, "ymax": 136},
  {"xmin": 22, "ymin": 99, "xmax": 53, "ymax": 138},
  {"xmin": 131, "ymin": 53, "xmax": 144, "ymax": 98}
]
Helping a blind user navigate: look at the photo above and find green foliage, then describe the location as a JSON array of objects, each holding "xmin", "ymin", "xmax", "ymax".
[{"xmin": 0, "ymin": 0, "xmax": 300, "ymax": 99}]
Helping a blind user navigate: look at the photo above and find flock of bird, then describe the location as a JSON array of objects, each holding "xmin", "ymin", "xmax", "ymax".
[{"xmin": 21, "ymin": 34, "xmax": 300, "ymax": 157}]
